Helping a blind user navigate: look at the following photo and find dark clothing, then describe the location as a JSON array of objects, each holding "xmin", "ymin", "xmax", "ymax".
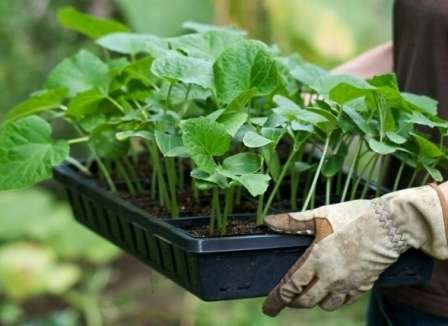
[
  {"xmin": 380, "ymin": 0, "xmax": 448, "ymax": 318},
  {"xmin": 368, "ymin": 291, "xmax": 448, "ymax": 326}
]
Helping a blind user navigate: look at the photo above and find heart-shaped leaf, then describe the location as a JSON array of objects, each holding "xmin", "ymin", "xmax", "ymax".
[
  {"xmin": 46, "ymin": 50, "xmax": 110, "ymax": 97},
  {"xmin": 155, "ymin": 131, "xmax": 188, "ymax": 157},
  {"xmin": 96, "ymin": 33, "xmax": 168, "ymax": 57},
  {"xmin": 0, "ymin": 116, "xmax": 69, "ymax": 190},
  {"xmin": 181, "ymin": 117, "xmax": 231, "ymax": 173},
  {"xmin": 214, "ymin": 40, "xmax": 279, "ymax": 104}
]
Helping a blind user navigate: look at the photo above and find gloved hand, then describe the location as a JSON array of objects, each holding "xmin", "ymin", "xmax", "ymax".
[{"xmin": 262, "ymin": 184, "xmax": 448, "ymax": 317}]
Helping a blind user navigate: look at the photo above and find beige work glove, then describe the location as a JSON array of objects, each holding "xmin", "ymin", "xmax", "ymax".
[{"xmin": 262, "ymin": 185, "xmax": 448, "ymax": 317}]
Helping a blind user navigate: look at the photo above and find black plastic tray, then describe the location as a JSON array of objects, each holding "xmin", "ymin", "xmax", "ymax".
[{"xmin": 53, "ymin": 164, "xmax": 434, "ymax": 301}]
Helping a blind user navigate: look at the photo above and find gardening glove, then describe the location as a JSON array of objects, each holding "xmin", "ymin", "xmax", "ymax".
[{"xmin": 262, "ymin": 184, "xmax": 448, "ymax": 317}]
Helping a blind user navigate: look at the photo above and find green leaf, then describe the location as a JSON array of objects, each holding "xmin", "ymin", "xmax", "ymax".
[
  {"xmin": 236, "ymin": 173, "xmax": 270, "ymax": 197},
  {"xmin": 222, "ymin": 153, "xmax": 261, "ymax": 175},
  {"xmin": 58, "ymin": 6, "xmax": 129, "ymax": 39},
  {"xmin": 190, "ymin": 169, "xmax": 228, "ymax": 188},
  {"xmin": 169, "ymin": 30, "xmax": 244, "ymax": 60},
  {"xmin": 181, "ymin": 117, "xmax": 231, "ymax": 173},
  {"xmin": 368, "ymin": 138, "xmax": 397, "ymax": 155},
  {"xmin": 293, "ymin": 161, "xmax": 315, "ymax": 173},
  {"xmin": 66, "ymin": 89, "xmax": 105, "ymax": 120},
  {"xmin": 96, "ymin": 33, "xmax": 168, "ymax": 57},
  {"xmin": 312, "ymin": 74, "xmax": 371, "ymax": 95},
  {"xmin": 261, "ymin": 127, "xmax": 285, "ymax": 145},
  {"xmin": 154, "ymin": 131, "xmax": 188, "ymax": 157},
  {"xmin": 182, "ymin": 21, "xmax": 246, "ymax": 35},
  {"xmin": 386, "ymin": 131, "xmax": 407, "ymax": 145},
  {"xmin": 46, "ymin": 50, "xmax": 110, "ymax": 97},
  {"xmin": 289, "ymin": 62, "xmax": 327, "ymax": 87},
  {"xmin": 402, "ymin": 93, "xmax": 438, "ymax": 116},
  {"xmin": 5, "ymin": 88, "xmax": 67, "ymax": 122},
  {"xmin": 368, "ymin": 74, "xmax": 399, "ymax": 90},
  {"xmin": 243, "ymin": 131, "xmax": 272, "ymax": 148},
  {"xmin": 214, "ymin": 40, "xmax": 278, "ymax": 104},
  {"xmin": 330, "ymin": 83, "xmax": 371, "ymax": 104},
  {"xmin": 91, "ymin": 125, "xmax": 130, "ymax": 159},
  {"xmin": 216, "ymin": 111, "xmax": 248, "ymax": 136},
  {"xmin": 151, "ymin": 51, "xmax": 214, "ymax": 89},
  {"xmin": 0, "ymin": 116, "xmax": 69, "ymax": 190},
  {"xmin": 412, "ymin": 133, "xmax": 444, "ymax": 158},
  {"xmin": 342, "ymin": 102, "xmax": 375, "ymax": 136},
  {"xmin": 273, "ymin": 95, "xmax": 327, "ymax": 125},
  {"xmin": 422, "ymin": 164, "xmax": 443, "ymax": 182}
]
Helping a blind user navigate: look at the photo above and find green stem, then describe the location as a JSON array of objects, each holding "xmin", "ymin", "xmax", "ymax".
[
  {"xmin": 89, "ymin": 145, "xmax": 117, "ymax": 192},
  {"xmin": 146, "ymin": 142, "xmax": 170, "ymax": 207},
  {"xmin": 407, "ymin": 169, "xmax": 418, "ymax": 188},
  {"xmin": 165, "ymin": 157, "xmax": 179, "ymax": 218},
  {"xmin": 262, "ymin": 143, "xmax": 301, "ymax": 218},
  {"xmin": 375, "ymin": 155, "xmax": 385, "ymax": 197},
  {"xmin": 361, "ymin": 155, "xmax": 380, "ymax": 199},
  {"xmin": 115, "ymin": 160, "xmax": 136, "ymax": 196},
  {"xmin": 325, "ymin": 178, "xmax": 332, "ymax": 205},
  {"xmin": 393, "ymin": 161, "xmax": 405, "ymax": 191},
  {"xmin": 181, "ymin": 84, "xmax": 192, "ymax": 117},
  {"xmin": 66, "ymin": 157, "xmax": 92, "ymax": 176},
  {"xmin": 68, "ymin": 136, "xmax": 89, "ymax": 145},
  {"xmin": 123, "ymin": 157, "xmax": 144, "ymax": 193},
  {"xmin": 290, "ymin": 150, "xmax": 303, "ymax": 210},
  {"xmin": 302, "ymin": 136, "xmax": 331, "ymax": 211},
  {"xmin": 107, "ymin": 96, "xmax": 126, "ymax": 113},
  {"xmin": 221, "ymin": 187, "xmax": 234, "ymax": 235},
  {"xmin": 350, "ymin": 154, "xmax": 376, "ymax": 200},
  {"xmin": 340, "ymin": 139, "xmax": 363, "ymax": 203},
  {"xmin": 256, "ymin": 193, "xmax": 265, "ymax": 225}
]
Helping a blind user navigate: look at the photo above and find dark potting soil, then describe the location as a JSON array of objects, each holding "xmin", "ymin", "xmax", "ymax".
[{"xmin": 181, "ymin": 219, "xmax": 269, "ymax": 238}]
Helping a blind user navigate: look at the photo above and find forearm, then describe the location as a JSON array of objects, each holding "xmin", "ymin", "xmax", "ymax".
[{"xmin": 332, "ymin": 42, "xmax": 393, "ymax": 79}]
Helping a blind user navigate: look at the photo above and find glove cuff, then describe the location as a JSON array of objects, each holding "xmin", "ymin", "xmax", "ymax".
[{"xmin": 429, "ymin": 183, "xmax": 448, "ymax": 242}]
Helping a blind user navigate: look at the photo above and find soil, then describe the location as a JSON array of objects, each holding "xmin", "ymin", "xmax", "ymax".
[{"xmin": 181, "ymin": 219, "xmax": 269, "ymax": 238}]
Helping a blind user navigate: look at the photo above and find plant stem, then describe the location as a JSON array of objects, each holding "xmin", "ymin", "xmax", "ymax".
[
  {"xmin": 290, "ymin": 150, "xmax": 303, "ymax": 210},
  {"xmin": 115, "ymin": 160, "xmax": 136, "ymax": 196},
  {"xmin": 325, "ymin": 178, "xmax": 332, "ymax": 205},
  {"xmin": 68, "ymin": 136, "xmax": 89, "ymax": 145},
  {"xmin": 375, "ymin": 155, "xmax": 385, "ymax": 197},
  {"xmin": 350, "ymin": 154, "xmax": 376, "ymax": 200},
  {"xmin": 407, "ymin": 169, "xmax": 418, "ymax": 188},
  {"xmin": 66, "ymin": 157, "xmax": 92, "ymax": 176},
  {"xmin": 123, "ymin": 157, "xmax": 144, "ymax": 193},
  {"xmin": 221, "ymin": 187, "xmax": 234, "ymax": 235},
  {"xmin": 361, "ymin": 155, "xmax": 379, "ymax": 199},
  {"xmin": 89, "ymin": 145, "xmax": 117, "ymax": 192},
  {"xmin": 256, "ymin": 193, "xmax": 265, "ymax": 225},
  {"xmin": 340, "ymin": 139, "xmax": 363, "ymax": 203},
  {"xmin": 262, "ymin": 143, "xmax": 301, "ymax": 218},
  {"xmin": 302, "ymin": 136, "xmax": 331, "ymax": 211},
  {"xmin": 146, "ymin": 142, "xmax": 170, "ymax": 208},
  {"xmin": 107, "ymin": 96, "xmax": 126, "ymax": 113},
  {"xmin": 393, "ymin": 161, "xmax": 405, "ymax": 191},
  {"xmin": 165, "ymin": 157, "xmax": 179, "ymax": 218}
]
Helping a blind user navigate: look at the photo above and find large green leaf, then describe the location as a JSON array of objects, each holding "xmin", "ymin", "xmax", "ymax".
[
  {"xmin": 58, "ymin": 6, "xmax": 129, "ymax": 39},
  {"xmin": 0, "ymin": 116, "xmax": 69, "ymax": 190},
  {"xmin": 182, "ymin": 21, "xmax": 246, "ymax": 35},
  {"xmin": 96, "ymin": 32, "xmax": 168, "ymax": 57},
  {"xmin": 214, "ymin": 40, "xmax": 279, "ymax": 104},
  {"xmin": 368, "ymin": 138, "xmax": 397, "ymax": 155},
  {"xmin": 221, "ymin": 153, "xmax": 261, "ymax": 175},
  {"xmin": 289, "ymin": 62, "xmax": 327, "ymax": 87},
  {"xmin": 169, "ymin": 30, "xmax": 244, "ymax": 60},
  {"xmin": 151, "ymin": 51, "xmax": 214, "ymax": 89},
  {"xmin": 46, "ymin": 50, "xmax": 110, "ymax": 97},
  {"xmin": 5, "ymin": 88, "xmax": 67, "ymax": 122},
  {"xmin": 272, "ymin": 95, "xmax": 327, "ymax": 125},
  {"xmin": 312, "ymin": 74, "xmax": 370, "ymax": 95},
  {"xmin": 181, "ymin": 117, "xmax": 231, "ymax": 173}
]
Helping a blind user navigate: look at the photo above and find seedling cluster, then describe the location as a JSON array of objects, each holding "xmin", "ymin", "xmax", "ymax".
[{"xmin": 1, "ymin": 8, "xmax": 447, "ymax": 235}]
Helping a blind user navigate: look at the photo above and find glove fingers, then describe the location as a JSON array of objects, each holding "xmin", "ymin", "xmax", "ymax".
[
  {"xmin": 264, "ymin": 211, "xmax": 316, "ymax": 234},
  {"xmin": 263, "ymin": 248, "xmax": 317, "ymax": 317},
  {"xmin": 319, "ymin": 292, "xmax": 347, "ymax": 311},
  {"xmin": 288, "ymin": 278, "xmax": 328, "ymax": 308}
]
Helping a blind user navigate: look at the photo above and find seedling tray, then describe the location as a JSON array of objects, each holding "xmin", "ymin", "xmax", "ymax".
[{"xmin": 54, "ymin": 164, "xmax": 434, "ymax": 301}]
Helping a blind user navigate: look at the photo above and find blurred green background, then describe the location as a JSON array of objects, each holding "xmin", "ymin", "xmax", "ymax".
[{"xmin": 0, "ymin": 0, "xmax": 392, "ymax": 324}]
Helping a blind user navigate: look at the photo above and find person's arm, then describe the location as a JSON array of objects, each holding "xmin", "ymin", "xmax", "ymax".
[
  {"xmin": 332, "ymin": 42, "xmax": 393, "ymax": 78},
  {"xmin": 263, "ymin": 182, "xmax": 448, "ymax": 316}
]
